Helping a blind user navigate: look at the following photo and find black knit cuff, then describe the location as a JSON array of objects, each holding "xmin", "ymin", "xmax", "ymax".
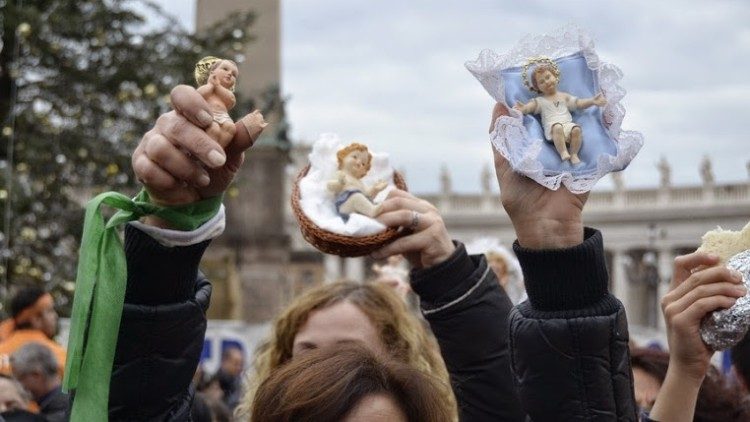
[
  {"xmin": 513, "ymin": 227, "xmax": 609, "ymax": 312},
  {"xmin": 410, "ymin": 242, "xmax": 480, "ymax": 306},
  {"xmin": 124, "ymin": 224, "xmax": 211, "ymax": 305}
]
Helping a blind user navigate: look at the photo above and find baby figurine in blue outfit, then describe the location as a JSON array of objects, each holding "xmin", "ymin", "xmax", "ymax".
[{"xmin": 327, "ymin": 143, "xmax": 388, "ymax": 222}]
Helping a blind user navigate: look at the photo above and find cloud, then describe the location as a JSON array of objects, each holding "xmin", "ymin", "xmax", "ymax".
[{"xmin": 149, "ymin": 0, "xmax": 750, "ymax": 193}]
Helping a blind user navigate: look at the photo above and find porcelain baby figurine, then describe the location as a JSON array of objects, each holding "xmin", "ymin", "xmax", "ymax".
[
  {"xmin": 327, "ymin": 143, "xmax": 388, "ymax": 222},
  {"xmin": 513, "ymin": 57, "xmax": 606, "ymax": 165},
  {"xmin": 195, "ymin": 56, "xmax": 239, "ymax": 147}
]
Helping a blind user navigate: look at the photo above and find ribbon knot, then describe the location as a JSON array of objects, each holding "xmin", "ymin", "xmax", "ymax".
[{"xmin": 63, "ymin": 190, "xmax": 221, "ymax": 421}]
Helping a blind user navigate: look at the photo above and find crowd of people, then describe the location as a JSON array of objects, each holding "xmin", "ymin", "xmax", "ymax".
[{"xmin": 0, "ymin": 86, "xmax": 749, "ymax": 421}]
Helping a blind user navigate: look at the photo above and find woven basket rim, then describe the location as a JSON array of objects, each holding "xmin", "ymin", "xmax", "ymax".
[{"xmin": 291, "ymin": 164, "xmax": 408, "ymax": 257}]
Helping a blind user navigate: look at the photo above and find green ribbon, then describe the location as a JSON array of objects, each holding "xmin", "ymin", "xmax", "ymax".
[{"xmin": 62, "ymin": 190, "xmax": 222, "ymax": 421}]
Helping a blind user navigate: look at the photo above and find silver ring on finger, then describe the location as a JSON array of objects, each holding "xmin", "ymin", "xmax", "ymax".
[{"xmin": 409, "ymin": 210, "xmax": 420, "ymax": 231}]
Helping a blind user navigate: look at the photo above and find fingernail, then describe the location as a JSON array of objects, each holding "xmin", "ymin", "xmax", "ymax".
[
  {"xmin": 198, "ymin": 173, "xmax": 210, "ymax": 187},
  {"xmin": 208, "ymin": 150, "xmax": 226, "ymax": 167},
  {"xmin": 736, "ymin": 286, "xmax": 748, "ymax": 296},
  {"xmin": 707, "ymin": 253, "xmax": 719, "ymax": 261},
  {"xmin": 197, "ymin": 110, "xmax": 212, "ymax": 126}
]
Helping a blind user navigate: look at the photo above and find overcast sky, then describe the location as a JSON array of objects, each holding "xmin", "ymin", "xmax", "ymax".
[{"xmin": 150, "ymin": 0, "xmax": 750, "ymax": 193}]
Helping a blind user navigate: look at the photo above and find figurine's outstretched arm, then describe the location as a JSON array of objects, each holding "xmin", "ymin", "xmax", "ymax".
[
  {"xmin": 575, "ymin": 92, "xmax": 606, "ymax": 109},
  {"xmin": 513, "ymin": 99, "xmax": 536, "ymax": 115}
]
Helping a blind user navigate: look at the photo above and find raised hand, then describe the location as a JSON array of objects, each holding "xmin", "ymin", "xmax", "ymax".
[
  {"xmin": 133, "ymin": 85, "xmax": 257, "ymax": 212},
  {"xmin": 490, "ymin": 103, "xmax": 587, "ymax": 249},
  {"xmin": 372, "ymin": 189, "xmax": 455, "ymax": 269},
  {"xmin": 660, "ymin": 252, "xmax": 744, "ymax": 380},
  {"xmin": 649, "ymin": 252, "xmax": 745, "ymax": 420}
]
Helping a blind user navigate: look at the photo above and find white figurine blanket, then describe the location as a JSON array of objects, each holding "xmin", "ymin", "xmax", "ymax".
[
  {"xmin": 299, "ymin": 134, "xmax": 394, "ymax": 237},
  {"xmin": 465, "ymin": 26, "xmax": 643, "ymax": 193}
]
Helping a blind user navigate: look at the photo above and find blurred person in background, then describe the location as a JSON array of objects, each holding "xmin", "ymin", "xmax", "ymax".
[
  {"xmin": 371, "ymin": 255, "xmax": 412, "ymax": 301},
  {"xmin": 0, "ymin": 288, "xmax": 65, "ymax": 377},
  {"xmin": 214, "ymin": 345, "xmax": 243, "ymax": 411},
  {"xmin": 644, "ymin": 250, "xmax": 750, "ymax": 421},
  {"xmin": 0, "ymin": 374, "xmax": 46, "ymax": 421},
  {"xmin": 631, "ymin": 347, "xmax": 746, "ymax": 421},
  {"xmin": 731, "ymin": 331, "xmax": 750, "ymax": 411},
  {"xmin": 193, "ymin": 375, "xmax": 231, "ymax": 422},
  {"xmin": 465, "ymin": 238, "xmax": 526, "ymax": 305},
  {"xmin": 0, "ymin": 375, "xmax": 29, "ymax": 414},
  {"xmin": 10, "ymin": 343, "xmax": 68, "ymax": 422}
]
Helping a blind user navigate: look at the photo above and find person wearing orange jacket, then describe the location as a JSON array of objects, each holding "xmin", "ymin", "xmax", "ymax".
[{"xmin": 0, "ymin": 287, "xmax": 65, "ymax": 377}]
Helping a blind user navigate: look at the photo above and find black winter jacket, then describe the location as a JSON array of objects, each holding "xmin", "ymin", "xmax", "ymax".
[
  {"xmin": 108, "ymin": 226, "xmax": 526, "ymax": 421},
  {"xmin": 510, "ymin": 228, "xmax": 638, "ymax": 421}
]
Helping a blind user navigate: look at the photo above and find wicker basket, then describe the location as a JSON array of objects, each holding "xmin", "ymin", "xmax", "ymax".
[{"xmin": 291, "ymin": 165, "xmax": 408, "ymax": 257}]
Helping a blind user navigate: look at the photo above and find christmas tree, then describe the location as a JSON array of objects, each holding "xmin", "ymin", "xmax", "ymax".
[{"xmin": 0, "ymin": 0, "xmax": 258, "ymax": 315}]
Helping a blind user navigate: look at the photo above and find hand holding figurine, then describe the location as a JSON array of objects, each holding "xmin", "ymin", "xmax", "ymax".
[
  {"xmin": 133, "ymin": 57, "xmax": 268, "ymax": 227},
  {"xmin": 490, "ymin": 103, "xmax": 587, "ymax": 249},
  {"xmin": 373, "ymin": 189, "xmax": 455, "ymax": 269}
]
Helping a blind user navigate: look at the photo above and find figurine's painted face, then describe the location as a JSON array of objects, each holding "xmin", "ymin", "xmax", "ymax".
[
  {"xmin": 342, "ymin": 149, "xmax": 370, "ymax": 179},
  {"xmin": 534, "ymin": 68, "xmax": 559, "ymax": 96},
  {"xmin": 211, "ymin": 60, "xmax": 239, "ymax": 90}
]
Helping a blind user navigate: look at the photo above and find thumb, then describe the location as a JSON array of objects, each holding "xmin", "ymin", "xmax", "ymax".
[{"xmin": 230, "ymin": 111, "xmax": 268, "ymax": 153}]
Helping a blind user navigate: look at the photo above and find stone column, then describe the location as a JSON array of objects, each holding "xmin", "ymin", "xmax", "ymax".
[
  {"xmin": 656, "ymin": 247, "xmax": 675, "ymax": 330},
  {"xmin": 324, "ymin": 254, "xmax": 341, "ymax": 283},
  {"xmin": 480, "ymin": 164, "xmax": 494, "ymax": 212},
  {"xmin": 344, "ymin": 257, "xmax": 366, "ymax": 282},
  {"xmin": 611, "ymin": 248, "xmax": 631, "ymax": 317}
]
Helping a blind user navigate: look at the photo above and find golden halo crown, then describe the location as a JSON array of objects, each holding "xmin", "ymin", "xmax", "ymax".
[
  {"xmin": 194, "ymin": 56, "xmax": 221, "ymax": 86},
  {"xmin": 522, "ymin": 56, "xmax": 560, "ymax": 94}
]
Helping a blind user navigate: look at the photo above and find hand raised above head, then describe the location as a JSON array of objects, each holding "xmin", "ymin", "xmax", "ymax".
[
  {"xmin": 132, "ymin": 85, "xmax": 259, "ymax": 212},
  {"xmin": 660, "ymin": 252, "xmax": 745, "ymax": 379},
  {"xmin": 490, "ymin": 103, "xmax": 587, "ymax": 249},
  {"xmin": 372, "ymin": 189, "xmax": 455, "ymax": 270},
  {"xmin": 649, "ymin": 252, "xmax": 746, "ymax": 421}
]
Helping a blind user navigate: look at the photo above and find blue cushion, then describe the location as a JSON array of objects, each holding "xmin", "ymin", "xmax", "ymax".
[{"xmin": 501, "ymin": 52, "xmax": 616, "ymax": 175}]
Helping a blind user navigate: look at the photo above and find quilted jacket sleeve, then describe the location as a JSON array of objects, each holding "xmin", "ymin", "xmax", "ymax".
[
  {"xmin": 509, "ymin": 228, "xmax": 638, "ymax": 421},
  {"xmin": 108, "ymin": 224, "xmax": 212, "ymax": 421},
  {"xmin": 411, "ymin": 243, "xmax": 525, "ymax": 421}
]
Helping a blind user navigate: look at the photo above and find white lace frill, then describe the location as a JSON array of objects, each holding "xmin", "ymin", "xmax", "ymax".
[{"xmin": 465, "ymin": 25, "xmax": 643, "ymax": 193}]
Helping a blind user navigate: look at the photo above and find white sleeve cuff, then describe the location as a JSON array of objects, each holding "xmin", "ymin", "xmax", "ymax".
[{"xmin": 129, "ymin": 204, "xmax": 226, "ymax": 247}]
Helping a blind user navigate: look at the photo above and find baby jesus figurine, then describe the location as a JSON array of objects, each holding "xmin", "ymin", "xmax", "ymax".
[
  {"xmin": 195, "ymin": 57, "xmax": 240, "ymax": 146},
  {"xmin": 513, "ymin": 57, "xmax": 606, "ymax": 165},
  {"xmin": 327, "ymin": 143, "xmax": 388, "ymax": 222}
]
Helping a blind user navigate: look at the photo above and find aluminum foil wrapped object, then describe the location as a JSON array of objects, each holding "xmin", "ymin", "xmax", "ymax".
[{"xmin": 700, "ymin": 249, "xmax": 750, "ymax": 350}]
